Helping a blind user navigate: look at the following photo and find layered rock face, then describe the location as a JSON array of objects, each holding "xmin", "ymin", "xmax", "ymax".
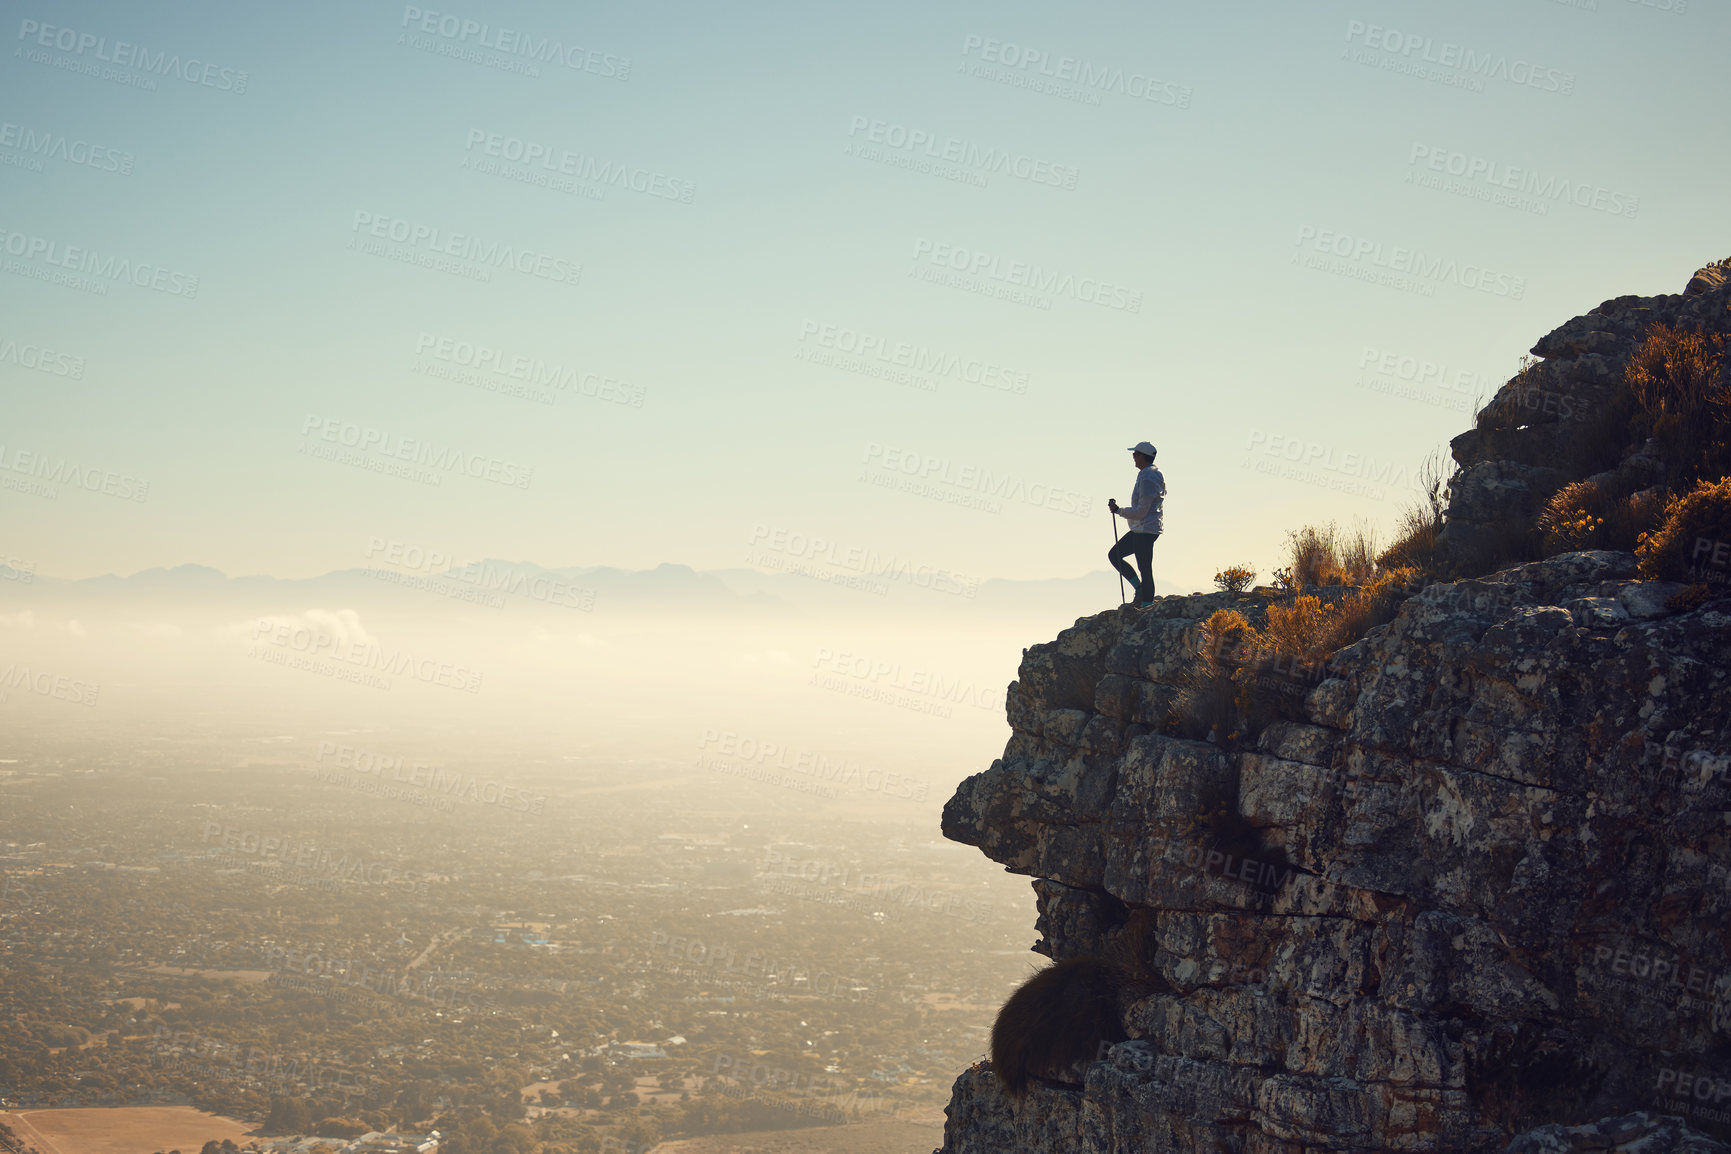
[
  {"xmin": 1442, "ymin": 262, "xmax": 1731, "ymax": 571},
  {"xmin": 938, "ymin": 552, "xmax": 1731, "ymax": 1152}
]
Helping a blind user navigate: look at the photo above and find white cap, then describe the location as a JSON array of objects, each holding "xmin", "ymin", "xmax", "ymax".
[{"xmin": 1127, "ymin": 441, "xmax": 1157, "ymax": 457}]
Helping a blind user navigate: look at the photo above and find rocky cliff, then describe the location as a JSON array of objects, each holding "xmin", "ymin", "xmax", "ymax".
[
  {"xmin": 935, "ymin": 266, "xmax": 1731, "ymax": 1153},
  {"xmin": 1443, "ymin": 260, "xmax": 1730, "ymax": 572}
]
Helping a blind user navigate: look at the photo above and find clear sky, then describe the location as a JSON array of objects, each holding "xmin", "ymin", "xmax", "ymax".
[{"xmin": 3, "ymin": 0, "xmax": 1724, "ymax": 589}]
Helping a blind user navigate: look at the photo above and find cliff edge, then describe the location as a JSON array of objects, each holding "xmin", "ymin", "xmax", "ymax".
[{"xmin": 936, "ymin": 265, "xmax": 1731, "ymax": 1153}]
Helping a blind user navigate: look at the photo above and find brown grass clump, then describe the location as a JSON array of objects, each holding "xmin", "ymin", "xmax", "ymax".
[
  {"xmin": 1171, "ymin": 610, "xmax": 1257, "ymax": 744},
  {"xmin": 1334, "ymin": 567, "xmax": 1418, "ymax": 644},
  {"xmin": 1627, "ymin": 322, "xmax": 1730, "ymax": 487},
  {"xmin": 1336, "ymin": 522, "xmax": 1379, "ymax": 583},
  {"xmin": 1281, "ymin": 521, "xmax": 1378, "ymax": 590},
  {"xmin": 1377, "ymin": 451, "xmax": 1450, "ymax": 575},
  {"xmin": 1263, "ymin": 570, "xmax": 1411, "ymax": 663},
  {"xmin": 1635, "ymin": 476, "xmax": 1731, "ymax": 585},
  {"xmin": 1261, "ymin": 595, "xmax": 1333, "ymax": 659}
]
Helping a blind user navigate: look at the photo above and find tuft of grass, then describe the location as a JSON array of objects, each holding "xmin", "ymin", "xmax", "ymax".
[
  {"xmin": 1284, "ymin": 525, "xmax": 1340, "ymax": 589},
  {"xmin": 1282, "ymin": 520, "xmax": 1378, "ymax": 591},
  {"xmin": 1378, "ymin": 449, "xmax": 1450, "ymax": 574}
]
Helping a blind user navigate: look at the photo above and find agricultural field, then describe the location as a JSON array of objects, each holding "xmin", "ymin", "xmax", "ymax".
[{"xmin": 3, "ymin": 1106, "xmax": 254, "ymax": 1154}]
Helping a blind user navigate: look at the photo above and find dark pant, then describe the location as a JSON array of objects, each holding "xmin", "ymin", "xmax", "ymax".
[{"xmin": 1109, "ymin": 531, "xmax": 1158, "ymax": 602}]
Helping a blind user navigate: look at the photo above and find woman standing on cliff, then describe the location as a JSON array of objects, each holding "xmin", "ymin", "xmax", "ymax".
[{"xmin": 1108, "ymin": 440, "xmax": 1166, "ymax": 607}]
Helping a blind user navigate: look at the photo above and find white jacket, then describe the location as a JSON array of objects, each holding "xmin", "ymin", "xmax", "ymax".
[{"xmin": 1121, "ymin": 466, "xmax": 1165, "ymax": 534}]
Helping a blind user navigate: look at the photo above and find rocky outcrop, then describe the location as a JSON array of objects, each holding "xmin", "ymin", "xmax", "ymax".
[
  {"xmin": 1443, "ymin": 261, "xmax": 1731, "ymax": 571},
  {"xmin": 936, "ymin": 550, "xmax": 1731, "ymax": 1152}
]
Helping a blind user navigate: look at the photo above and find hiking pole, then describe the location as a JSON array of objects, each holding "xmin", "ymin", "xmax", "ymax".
[{"xmin": 1109, "ymin": 504, "xmax": 1126, "ymax": 605}]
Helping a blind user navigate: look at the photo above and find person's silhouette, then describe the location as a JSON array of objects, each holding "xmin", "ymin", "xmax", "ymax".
[{"xmin": 1107, "ymin": 441, "xmax": 1165, "ymax": 606}]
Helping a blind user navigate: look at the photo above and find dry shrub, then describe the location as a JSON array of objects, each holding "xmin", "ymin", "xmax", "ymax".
[
  {"xmin": 1235, "ymin": 596, "xmax": 1341, "ymax": 733},
  {"xmin": 1536, "ymin": 480, "xmax": 1667, "ymax": 556},
  {"xmin": 1170, "ymin": 609, "xmax": 1256, "ymax": 743},
  {"xmin": 1174, "ymin": 570, "xmax": 1417, "ymax": 746},
  {"xmin": 1635, "ymin": 476, "xmax": 1731, "ymax": 585},
  {"xmin": 1337, "ymin": 522, "xmax": 1379, "ymax": 584},
  {"xmin": 1285, "ymin": 525, "xmax": 1339, "ymax": 590},
  {"xmin": 1205, "ymin": 608, "xmax": 1258, "ymax": 656},
  {"xmin": 1283, "ymin": 521, "xmax": 1378, "ymax": 590},
  {"xmin": 1213, "ymin": 565, "xmax": 1256, "ymax": 594},
  {"xmin": 1331, "ymin": 567, "xmax": 1417, "ymax": 646},
  {"xmin": 1379, "ymin": 507, "xmax": 1444, "ymax": 572},
  {"xmin": 1627, "ymin": 322, "xmax": 1730, "ymax": 487},
  {"xmin": 1261, "ymin": 595, "xmax": 1333, "ymax": 659},
  {"xmin": 1537, "ymin": 480, "xmax": 1609, "ymax": 554},
  {"xmin": 1263, "ymin": 576, "xmax": 1406, "ymax": 660},
  {"xmin": 1378, "ymin": 450, "xmax": 1450, "ymax": 574}
]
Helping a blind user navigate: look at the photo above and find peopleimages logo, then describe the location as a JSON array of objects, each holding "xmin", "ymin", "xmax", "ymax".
[
  {"xmin": 1293, "ymin": 225, "xmax": 1525, "ymax": 300},
  {"xmin": 910, "ymin": 238, "xmax": 1142, "ymax": 313},
  {"xmin": 746, "ymin": 525, "xmax": 979, "ymax": 598},
  {"xmin": 16, "ymin": 18, "xmax": 249, "ymax": 92},
  {"xmin": 399, "ymin": 6, "xmax": 630, "ymax": 79},
  {"xmin": 0, "ymin": 336, "xmax": 85, "ymax": 379},
  {"xmin": 1407, "ymin": 144, "xmax": 1638, "ymax": 219},
  {"xmin": 349, "ymin": 211, "xmax": 581, "ymax": 287},
  {"xmin": 862, "ymin": 441, "xmax": 1090, "ymax": 517},
  {"xmin": 0, "ymin": 664, "xmax": 100, "ymax": 708},
  {"xmin": 463, "ymin": 128, "xmax": 694, "ymax": 203},
  {"xmin": 1357, "ymin": 346, "xmax": 1492, "ymax": 397},
  {"xmin": 796, "ymin": 320, "xmax": 1028, "ymax": 395},
  {"xmin": 810, "ymin": 648, "xmax": 998, "ymax": 712},
  {"xmin": 414, "ymin": 331, "xmax": 644, "ymax": 407},
  {"xmin": 300, "ymin": 414, "xmax": 534, "ymax": 490},
  {"xmin": 958, "ymin": 34, "xmax": 1192, "ymax": 108},
  {"xmin": 315, "ymin": 741, "xmax": 547, "ymax": 812},
  {"xmin": 845, "ymin": 115, "xmax": 1079, "ymax": 190},
  {"xmin": 0, "ymin": 443, "xmax": 149, "ymax": 502},
  {"xmin": 0, "ymin": 225, "xmax": 199, "ymax": 297},
  {"xmin": 698, "ymin": 729, "xmax": 928, "ymax": 802},
  {"xmin": 0, "ymin": 121, "xmax": 133, "ymax": 174},
  {"xmin": 249, "ymin": 618, "xmax": 484, "ymax": 694},
  {"xmin": 1245, "ymin": 428, "xmax": 1411, "ymax": 485},
  {"xmin": 1342, "ymin": 20, "xmax": 1574, "ymax": 95}
]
